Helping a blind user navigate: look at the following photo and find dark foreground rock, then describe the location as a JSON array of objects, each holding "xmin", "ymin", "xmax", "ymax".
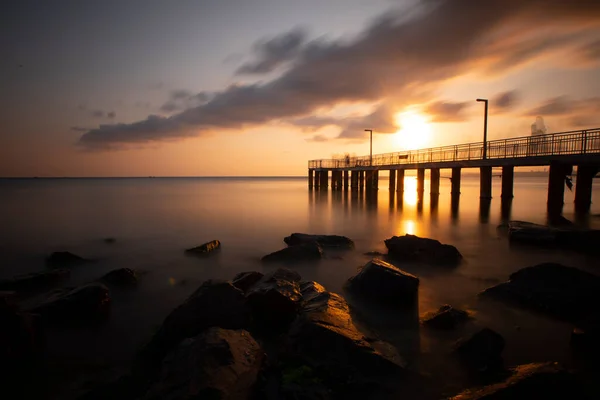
[
  {"xmin": 46, "ymin": 251, "xmax": 88, "ymax": 267},
  {"xmin": 101, "ymin": 268, "xmax": 138, "ymax": 286},
  {"xmin": 142, "ymin": 328, "xmax": 263, "ymax": 400},
  {"xmin": 455, "ymin": 328, "xmax": 505, "ymax": 372},
  {"xmin": 261, "ymin": 242, "xmax": 323, "ymax": 263},
  {"xmin": 246, "ymin": 269, "xmax": 302, "ymax": 328},
  {"xmin": 231, "ymin": 271, "xmax": 264, "ymax": 293},
  {"xmin": 423, "ymin": 305, "xmax": 470, "ymax": 330},
  {"xmin": 0, "ymin": 268, "xmax": 70, "ymax": 292},
  {"xmin": 184, "ymin": 239, "xmax": 221, "ymax": 256},
  {"xmin": 508, "ymin": 220, "xmax": 600, "ymax": 252},
  {"xmin": 284, "ymin": 233, "xmax": 354, "ymax": 248},
  {"xmin": 480, "ymin": 263, "xmax": 600, "ymax": 323},
  {"xmin": 448, "ymin": 362, "xmax": 585, "ymax": 399},
  {"xmin": 385, "ymin": 234, "xmax": 462, "ymax": 265},
  {"xmin": 571, "ymin": 315, "xmax": 600, "ymax": 355},
  {"xmin": 347, "ymin": 259, "xmax": 419, "ymax": 306},
  {"xmin": 29, "ymin": 283, "xmax": 110, "ymax": 323}
]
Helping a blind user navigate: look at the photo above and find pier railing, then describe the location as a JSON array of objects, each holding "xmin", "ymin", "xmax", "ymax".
[{"xmin": 308, "ymin": 128, "xmax": 600, "ymax": 169}]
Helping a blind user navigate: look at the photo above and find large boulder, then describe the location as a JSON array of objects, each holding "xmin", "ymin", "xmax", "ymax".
[
  {"xmin": 231, "ymin": 271, "xmax": 264, "ymax": 293},
  {"xmin": 455, "ymin": 328, "xmax": 505, "ymax": 372},
  {"xmin": 480, "ymin": 263, "xmax": 600, "ymax": 323},
  {"xmin": 46, "ymin": 251, "xmax": 88, "ymax": 267},
  {"xmin": 0, "ymin": 268, "xmax": 70, "ymax": 292},
  {"xmin": 448, "ymin": 362, "xmax": 584, "ymax": 399},
  {"xmin": 101, "ymin": 268, "xmax": 138, "ymax": 286},
  {"xmin": 29, "ymin": 283, "xmax": 110, "ymax": 323},
  {"xmin": 142, "ymin": 328, "xmax": 263, "ymax": 400},
  {"xmin": 184, "ymin": 239, "xmax": 221, "ymax": 256},
  {"xmin": 423, "ymin": 305, "xmax": 470, "ymax": 330},
  {"xmin": 261, "ymin": 242, "xmax": 323, "ymax": 263},
  {"xmin": 385, "ymin": 235, "xmax": 462, "ymax": 265},
  {"xmin": 246, "ymin": 269, "xmax": 302, "ymax": 328},
  {"xmin": 347, "ymin": 259, "xmax": 419, "ymax": 306},
  {"xmin": 508, "ymin": 220, "xmax": 600, "ymax": 252},
  {"xmin": 284, "ymin": 233, "xmax": 354, "ymax": 249}
]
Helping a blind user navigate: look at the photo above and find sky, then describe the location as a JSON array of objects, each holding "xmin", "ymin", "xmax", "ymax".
[{"xmin": 1, "ymin": 0, "xmax": 599, "ymax": 177}]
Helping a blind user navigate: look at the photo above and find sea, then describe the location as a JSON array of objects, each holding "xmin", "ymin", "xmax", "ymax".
[{"xmin": 1, "ymin": 174, "xmax": 599, "ymax": 397}]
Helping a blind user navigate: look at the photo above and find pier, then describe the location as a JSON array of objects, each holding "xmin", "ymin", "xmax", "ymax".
[{"xmin": 308, "ymin": 128, "xmax": 600, "ymax": 215}]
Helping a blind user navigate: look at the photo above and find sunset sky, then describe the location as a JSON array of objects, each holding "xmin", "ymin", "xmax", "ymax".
[{"xmin": 1, "ymin": 0, "xmax": 600, "ymax": 177}]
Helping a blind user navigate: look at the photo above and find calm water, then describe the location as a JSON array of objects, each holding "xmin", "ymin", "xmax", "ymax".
[{"xmin": 1, "ymin": 175, "xmax": 600, "ymax": 397}]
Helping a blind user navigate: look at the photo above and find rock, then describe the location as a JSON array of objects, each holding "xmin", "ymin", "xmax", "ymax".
[
  {"xmin": 284, "ymin": 233, "xmax": 354, "ymax": 248},
  {"xmin": 231, "ymin": 271, "xmax": 264, "ymax": 293},
  {"xmin": 508, "ymin": 220, "xmax": 600, "ymax": 252},
  {"xmin": 0, "ymin": 268, "xmax": 70, "ymax": 292},
  {"xmin": 46, "ymin": 251, "xmax": 88, "ymax": 266},
  {"xmin": 288, "ymin": 284, "xmax": 405, "ymax": 382},
  {"xmin": 480, "ymin": 263, "xmax": 600, "ymax": 323},
  {"xmin": 571, "ymin": 315, "xmax": 600, "ymax": 354},
  {"xmin": 246, "ymin": 268, "xmax": 302, "ymax": 328},
  {"xmin": 184, "ymin": 239, "xmax": 221, "ymax": 256},
  {"xmin": 364, "ymin": 251, "xmax": 385, "ymax": 256},
  {"xmin": 347, "ymin": 259, "xmax": 419, "ymax": 306},
  {"xmin": 385, "ymin": 234, "xmax": 462, "ymax": 265},
  {"xmin": 135, "ymin": 281, "xmax": 250, "ymax": 379},
  {"xmin": 103, "ymin": 237, "xmax": 117, "ymax": 244},
  {"xmin": 455, "ymin": 328, "xmax": 504, "ymax": 372},
  {"xmin": 448, "ymin": 362, "xmax": 584, "ymax": 399},
  {"xmin": 423, "ymin": 305, "xmax": 470, "ymax": 330},
  {"xmin": 143, "ymin": 328, "xmax": 263, "ymax": 400},
  {"xmin": 101, "ymin": 268, "xmax": 138, "ymax": 286},
  {"xmin": 261, "ymin": 242, "xmax": 323, "ymax": 263},
  {"xmin": 29, "ymin": 283, "xmax": 110, "ymax": 323}
]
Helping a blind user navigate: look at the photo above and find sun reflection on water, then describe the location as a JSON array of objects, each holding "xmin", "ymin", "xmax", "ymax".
[{"xmin": 403, "ymin": 176, "xmax": 418, "ymax": 206}]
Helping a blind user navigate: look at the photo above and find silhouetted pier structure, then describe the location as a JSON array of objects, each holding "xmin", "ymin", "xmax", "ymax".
[{"xmin": 308, "ymin": 128, "xmax": 600, "ymax": 215}]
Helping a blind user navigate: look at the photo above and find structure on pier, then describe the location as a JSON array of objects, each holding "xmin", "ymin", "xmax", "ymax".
[{"xmin": 308, "ymin": 128, "xmax": 600, "ymax": 215}]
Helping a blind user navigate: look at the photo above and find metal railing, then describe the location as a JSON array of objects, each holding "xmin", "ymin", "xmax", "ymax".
[{"xmin": 308, "ymin": 128, "xmax": 600, "ymax": 169}]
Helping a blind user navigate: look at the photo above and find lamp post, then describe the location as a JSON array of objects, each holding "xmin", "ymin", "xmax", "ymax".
[
  {"xmin": 476, "ymin": 99, "xmax": 488, "ymax": 160},
  {"xmin": 365, "ymin": 129, "xmax": 373, "ymax": 166}
]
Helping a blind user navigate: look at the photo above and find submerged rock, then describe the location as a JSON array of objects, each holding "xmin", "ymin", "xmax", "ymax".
[
  {"xmin": 261, "ymin": 242, "xmax": 323, "ymax": 263},
  {"xmin": 384, "ymin": 234, "xmax": 462, "ymax": 265},
  {"xmin": 30, "ymin": 283, "xmax": 110, "ymax": 323},
  {"xmin": 46, "ymin": 251, "xmax": 88, "ymax": 267},
  {"xmin": 143, "ymin": 328, "xmax": 263, "ymax": 400},
  {"xmin": 231, "ymin": 271, "xmax": 264, "ymax": 293},
  {"xmin": 508, "ymin": 220, "xmax": 600, "ymax": 252},
  {"xmin": 455, "ymin": 328, "xmax": 504, "ymax": 372},
  {"xmin": 284, "ymin": 233, "xmax": 354, "ymax": 248},
  {"xmin": 184, "ymin": 239, "xmax": 221, "ymax": 256},
  {"xmin": 101, "ymin": 268, "xmax": 138, "ymax": 286},
  {"xmin": 448, "ymin": 362, "xmax": 584, "ymax": 399},
  {"xmin": 0, "ymin": 268, "xmax": 70, "ymax": 292},
  {"xmin": 423, "ymin": 305, "xmax": 470, "ymax": 330},
  {"xmin": 347, "ymin": 259, "xmax": 419, "ymax": 306},
  {"xmin": 480, "ymin": 263, "xmax": 600, "ymax": 323}
]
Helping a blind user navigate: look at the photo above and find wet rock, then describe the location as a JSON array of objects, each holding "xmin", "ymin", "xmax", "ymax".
[
  {"xmin": 508, "ymin": 220, "xmax": 600, "ymax": 252},
  {"xmin": 455, "ymin": 328, "xmax": 504, "ymax": 372},
  {"xmin": 364, "ymin": 251, "xmax": 385, "ymax": 256},
  {"xmin": 347, "ymin": 259, "xmax": 419, "ymax": 306},
  {"xmin": 46, "ymin": 251, "xmax": 88, "ymax": 267},
  {"xmin": 299, "ymin": 281, "xmax": 327, "ymax": 303},
  {"xmin": 423, "ymin": 305, "xmax": 470, "ymax": 330},
  {"xmin": 231, "ymin": 271, "xmax": 264, "ymax": 293},
  {"xmin": 448, "ymin": 362, "xmax": 584, "ymax": 399},
  {"xmin": 480, "ymin": 263, "xmax": 600, "ymax": 323},
  {"xmin": 29, "ymin": 283, "xmax": 110, "ymax": 323},
  {"xmin": 0, "ymin": 268, "xmax": 70, "ymax": 292},
  {"xmin": 143, "ymin": 328, "xmax": 263, "ymax": 400},
  {"xmin": 246, "ymin": 268, "xmax": 302, "ymax": 328},
  {"xmin": 385, "ymin": 234, "xmax": 462, "ymax": 265},
  {"xmin": 101, "ymin": 268, "xmax": 138, "ymax": 286},
  {"xmin": 184, "ymin": 239, "xmax": 221, "ymax": 256},
  {"xmin": 571, "ymin": 315, "xmax": 600, "ymax": 355},
  {"xmin": 261, "ymin": 242, "xmax": 323, "ymax": 263},
  {"xmin": 284, "ymin": 233, "xmax": 354, "ymax": 248}
]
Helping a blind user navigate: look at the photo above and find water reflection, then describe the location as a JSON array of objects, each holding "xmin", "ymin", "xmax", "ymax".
[
  {"xmin": 479, "ymin": 198, "xmax": 491, "ymax": 223},
  {"xmin": 451, "ymin": 194, "xmax": 460, "ymax": 223},
  {"xmin": 500, "ymin": 197, "xmax": 512, "ymax": 222}
]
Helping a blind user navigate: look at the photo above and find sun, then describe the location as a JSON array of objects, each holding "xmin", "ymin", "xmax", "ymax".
[{"xmin": 394, "ymin": 110, "xmax": 432, "ymax": 150}]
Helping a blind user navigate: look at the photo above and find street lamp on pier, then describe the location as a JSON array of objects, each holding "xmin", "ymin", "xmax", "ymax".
[
  {"xmin": 365, "ymin": 129, "xmax": 373, "ymax": 166},
  {"xmin": 476, "ymin": 98, "xmax": 489, "ymax": 160}
]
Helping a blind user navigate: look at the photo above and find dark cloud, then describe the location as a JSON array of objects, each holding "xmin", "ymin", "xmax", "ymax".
[
  {"xmin": 493, "ymin": 90, "xmax": 520, "ymax": 111},
  {"xmin": 525, "ymin": 96, "xmax": 572, "ymax": 116},
  {"xmin": 425, "ymin": 101, "xmax": 469, "ymax": 122},
  {"xmin": 159, "ymin": 90, "xmax": 211, "ymax": 113},
  {"xmin": 70, "ymin": 126, "xmax": 90, "ymax": 132},
  {"xmin": 306, "ymin": 134, "xmax": 330, "ymax": 142},
  {"xmin": 91, "ymin": 110, "xmax": 105, "ymax": 118},
  {"xmin": 107, "ymin": 111, "xmax": 116, "ymax": 119},
  {"xmin": 579, "ymin": 39, "xmax": 600, "ymax": 61},
  {"xmin": 236, "ymin": 28, "xmax": 307, "ymax": 75},
  {"xmin": 79, "ymin": 0, "xmax": 600, "ymax": 149},
  {"xmin": 525, "ymin": 96, "xmax": 600, "ymax": 128},
  {"xmin": 170, "ymin": 90, "xmax": 193, "ymax": 100}
]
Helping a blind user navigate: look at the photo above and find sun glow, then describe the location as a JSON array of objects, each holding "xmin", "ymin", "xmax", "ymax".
[{"xmin": 394, "ymin": 110, "xmax": 432, "ymax": 150}]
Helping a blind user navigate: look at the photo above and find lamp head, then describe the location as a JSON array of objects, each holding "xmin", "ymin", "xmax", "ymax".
[{"xmin": 476, "ymin": 98, "xmax": 488, "ymax": 102}]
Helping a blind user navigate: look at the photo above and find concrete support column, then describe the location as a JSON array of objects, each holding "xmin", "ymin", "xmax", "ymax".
[
  {"xmin": 417, "ymin": 168, "xmax": 425, "ymax": 196},
  {"xmin": 320, "ymin": 169, "xmax": 329, "ymax": 189},
  {"xmin": 430, "ymin": 168, "xmax": 440, "ymax": 195},
  {"xmin": 480, "ymin": 166, "xmax": 492, "ymax": 199},
  {"xmin": 308, "ymin": 169, "xmax": 314, "ymax": 189},
  {"xmin": 396, "ymin": 169, "xmax": 405, "ymax": 193},
  {"xmin": 343, "ymin": 171, "xmax": 349, "ymax": 190},
  {"xmin": 451, "ymin": 167, "xmax": 461, "ymax": 195},
  {"xmin": 575, "ymin": 165, "xmax": 597, "ymax": 213},
  {"xmin": 351, "ymin": 171, "xmax": 358, "ymax": 189},
  {"xmin": 359, "ymin": 171, "xmax": 365, "ymax": 190},
  {"xmin": 314, "ymin": 171, "xmax": 320, "ymax": 188},
  {"xmin": 365, "ymin": 170, "xmax": 373, "ymax": 191},
  {"xmin": 389, "ymin": 170, "xmax": 396, "ymax": 192},
  {"xmin": 501, "ymin": 166, "xmax": 514, "ymax": 198},
  {"xmin": 547, "ymin": 163, "xmax": 571, "ymax": 215}
]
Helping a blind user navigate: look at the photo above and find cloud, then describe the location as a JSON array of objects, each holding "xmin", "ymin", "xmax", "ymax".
[
  {"xmin": 70, "ymin": 126, "xmax": 90, "ymax": 132},
  {"xmin": 525, "ymin": 96, "xmax": 600, "ymax": 128},
  {"xmin": 107, "ymin": 111, "xmax": 116, "ymax": 119},
  {"xmin": 236, "ymin": 28, "xmax": 307, "ymax": 75},
  {"xmin": 79, "ymin": 0, "xmax": 600, "ymax": 149},
  {"xmin": 306, "ymin": 134, "xmax": 330, "ymax": 142},
  {"xmin": 525, "ymin": 96, "xmax": 573, "ymax": 116},
  {"xmin": 493, "ymin": 90, "xmax": 520, "ymax": 111},
  {"xmin": 91, "ymin": 110, "xmax": 105, "ymax": 118},
  {"xmin": 159, "ymin": 90, "xmax": 211, "ymax": 113},
  {"xmin": 425, "ymin": 101, "xmax": 469, "ymax": 122},
  {"xmin": 579, "ymin": 39, "xmax": 600, "ymax": 62}
]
